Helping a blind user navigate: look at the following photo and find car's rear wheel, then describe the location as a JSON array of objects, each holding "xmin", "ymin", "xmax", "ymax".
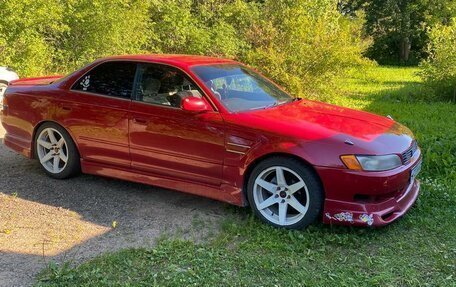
[
  {"xmin": 247, "ymin": 157, "xmax": 324, "ymax": 229},
  {"xmin": 35, "ymin": 123, "xmax": 80, "ymax": 179}
]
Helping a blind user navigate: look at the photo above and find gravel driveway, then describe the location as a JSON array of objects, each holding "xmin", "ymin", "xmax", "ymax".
[{"xmin": 0, "ymin": 125, "xmax": 228, "ymax": 286}]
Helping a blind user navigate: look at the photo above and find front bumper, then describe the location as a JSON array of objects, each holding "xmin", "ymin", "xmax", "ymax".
[
  {"xmin": 316, "ymin": 150, "xmax": 422, "ymax": 227},
  {"xmin": 322, "ymin": 179, "xmax": 419, "ymax": 226}
]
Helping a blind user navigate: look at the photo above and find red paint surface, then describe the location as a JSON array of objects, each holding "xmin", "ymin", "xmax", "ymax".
[{"xmin": 1, "ymin": 54, "xmax": 421, "ymax": 226}]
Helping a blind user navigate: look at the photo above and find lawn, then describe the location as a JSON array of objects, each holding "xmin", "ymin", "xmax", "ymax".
[{"xmin": 37, "ymin": 66, "xmax": 456, "ymax": 287}]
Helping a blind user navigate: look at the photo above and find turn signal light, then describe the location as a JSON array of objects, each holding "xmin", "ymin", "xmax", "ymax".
[{"xmin": 340, "ymin": 155, "xmax": 363, "ymax": 171}]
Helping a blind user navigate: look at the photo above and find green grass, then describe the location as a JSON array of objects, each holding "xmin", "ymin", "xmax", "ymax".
[{"xmin": 37, "ymin": 66, "xmax": 456, "ymax": 287}]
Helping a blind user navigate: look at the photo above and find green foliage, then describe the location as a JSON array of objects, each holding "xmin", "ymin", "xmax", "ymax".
[
  {"xmin": 0, "ymin": 0, "xmax": 64, "ymax": 75},
  {"xmin": 0, "ymin": 0, "xmax": 152, "ymax": 75},
  {"xmin": 148, "ymin": 0, "xmax": 250, "ymax": 57},
  {"xmin": 54, "ymin": 0, "xmax": 152, "ymax": 72},
  {"xmin": 36, "ymin": 66, "xmax": 456, "ymax": 287},
  {"xmin": 242, "ymin": 0, "xmax": 371, "ymax": 98},
  {"xmin": 340, "ymin": 0, "xmax": 456, "ymax": 65},
  {"xmin": 420, "ymin": 19, "xmax": 456, "ymax": 102},
  {"xmin": 0, "ymin": 0, "xmax": 368, "ymax": 99},
  {"xmin": 364, "ymin": 0, "xmax": 428, "ymax": 65}
]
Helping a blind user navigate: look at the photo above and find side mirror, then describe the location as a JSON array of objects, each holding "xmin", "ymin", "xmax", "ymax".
[{"xmin": 181, "ymin": 96, "xmax": 211, "ymax": 113}]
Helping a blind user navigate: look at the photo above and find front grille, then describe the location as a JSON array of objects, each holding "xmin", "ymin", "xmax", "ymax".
[{"xmin": 401, "ymin": 141, "xmax": 418, "ymax": 164}]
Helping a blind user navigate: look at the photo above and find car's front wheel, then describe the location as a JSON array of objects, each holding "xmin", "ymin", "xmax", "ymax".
[
  {"xmin": 247, "ymin": 157, "xmax": 324, "ymax": 229},
  {"xmin": 35, "ymin": 123, "xmax": 80, "ymax": 179}
]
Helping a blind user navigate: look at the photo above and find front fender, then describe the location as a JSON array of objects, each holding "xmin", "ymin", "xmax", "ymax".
[{"xmin": 222, "ymin": 134, "xmax": 317, "ymax": 205}]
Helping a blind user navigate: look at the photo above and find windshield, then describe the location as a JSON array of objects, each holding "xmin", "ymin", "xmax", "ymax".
[{"xmin": 191, "ymin": 64, "xmax": 293, "ymax": 112}]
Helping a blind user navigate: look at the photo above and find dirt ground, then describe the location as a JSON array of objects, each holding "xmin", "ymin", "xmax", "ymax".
[{"xmin": 0, "ymin": 125, "xmax": 228, "ymax": 286}]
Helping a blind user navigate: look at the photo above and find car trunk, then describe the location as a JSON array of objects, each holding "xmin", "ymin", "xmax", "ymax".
[{"xmin": 9, "ymin": 75, "xmax": 63, "ymax": 86}]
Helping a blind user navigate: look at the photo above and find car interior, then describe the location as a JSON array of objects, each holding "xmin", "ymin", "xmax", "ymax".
[
  {"xmin": 208, "ymin": 75, "xmax": 277, "ymax": 111},
  {"xmin": 137, "ymin": 65, "xmax": 203, "ymax": 108}
]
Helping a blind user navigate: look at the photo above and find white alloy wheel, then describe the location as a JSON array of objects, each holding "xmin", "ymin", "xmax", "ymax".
[
  {"xmin": 253, "ymin": 166, "xmax": 310, "ymax": 226},
  {"xmin": 36, "ymin": 128, "xmax": 69, "ymax": 174}
]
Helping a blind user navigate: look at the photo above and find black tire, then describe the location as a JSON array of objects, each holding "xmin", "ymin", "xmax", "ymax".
[
  {"xmin": 246, "ymin": 157, "xmax": 324, "ymax": 229},
  {"xmin": 34, "ymin": 122, "xmax": 81, "ymax": 179}
]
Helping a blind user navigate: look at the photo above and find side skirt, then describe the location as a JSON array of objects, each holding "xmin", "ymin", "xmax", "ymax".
[{"xmin": 81, "ymin": 159, "xmax": 244, "ymax": 206}]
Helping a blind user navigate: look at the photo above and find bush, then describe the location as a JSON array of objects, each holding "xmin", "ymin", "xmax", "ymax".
[
  {"xmin": 0, "ymin": 0, "xmax": 151, "ymax": 75},
  {"xmin": 420, "ymin": 18, "xmax": 456, "ymax": 102},
  {"xmin": 148, "ymin": 0, "xmax": 250, "ymax": 57},
  {"xmin": 0, "ymin": 0, "xmax": 64, "ymax": 76},
  {"xmin": 53, "ymin": 0, "xmax": 152, "ymax": 73},
  {"xmin": 241, "ymin": 0, "xmax": 370, "ymax": 98}
]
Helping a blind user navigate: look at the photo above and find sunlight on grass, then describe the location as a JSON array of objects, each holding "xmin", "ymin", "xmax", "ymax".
[
  {"xmin": 341, "ymin": 66, "xmax": 421, "ymax": 95},
  {"xmin": 331, "ymin": 66, "xmax": 436, "ymax": 110}
]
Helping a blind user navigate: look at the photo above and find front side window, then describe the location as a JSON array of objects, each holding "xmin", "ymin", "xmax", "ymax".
[
  {"xmin": 191, "ymin": 64, "xmax": 292, "ymax": 112},
  {"xmin": 72, "ymin": 61, "xmax": 137, "ymax": 99},
  {"xmin": 134, "ymin": 64, "xmax": 202, "ymax": 108}
]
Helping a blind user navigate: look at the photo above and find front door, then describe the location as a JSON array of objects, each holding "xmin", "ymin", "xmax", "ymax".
[{"xmin": 129, "ymin": 63, "xmax": 225, "ymax": 186}]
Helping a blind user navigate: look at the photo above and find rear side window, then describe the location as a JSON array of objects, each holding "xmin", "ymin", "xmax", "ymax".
[{"xmin": 72, "ymin": 61, "xmax": 137, "ymax": 99}]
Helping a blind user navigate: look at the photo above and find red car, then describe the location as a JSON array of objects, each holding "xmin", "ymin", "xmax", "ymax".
[{"xmin": 1, "ymin": 55, "xmax": 422, "ymax": 229}]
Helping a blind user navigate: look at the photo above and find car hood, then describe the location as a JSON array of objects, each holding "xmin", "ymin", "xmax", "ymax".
[{"xmin": 226, "ymin": 99, "xmax": 414, "ymax": 154}]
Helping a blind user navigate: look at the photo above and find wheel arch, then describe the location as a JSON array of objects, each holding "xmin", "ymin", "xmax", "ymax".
[
  {"xmin": 242, "ymin": 152, "xmax": 324, "ymax": 206},
  {"xmin": 31, "ymin": 120, "xmax": 79, "ymax": 159}
]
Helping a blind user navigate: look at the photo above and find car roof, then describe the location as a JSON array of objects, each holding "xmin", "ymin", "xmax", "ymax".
[{"xmin": 101, "ymin": 54, "xmax": 237, "ymax": 68}]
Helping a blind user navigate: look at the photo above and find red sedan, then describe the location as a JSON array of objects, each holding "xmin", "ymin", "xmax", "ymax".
[{"xmin": 0, "ymin": 55, "xmax": 422, "ymax": 229}]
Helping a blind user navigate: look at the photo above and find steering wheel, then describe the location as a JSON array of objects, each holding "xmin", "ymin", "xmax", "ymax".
[{"xmin": 217, "ymin": 83, "xmax": 230, "ymax": 100}]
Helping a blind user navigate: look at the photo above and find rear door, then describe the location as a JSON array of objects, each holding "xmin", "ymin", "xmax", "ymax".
[
  {"xmin": 128, "ymin": 63, "xmax": 225, "ymax": 186},
  {"xmin": 60, "ymin": 61, "xmax": 137, "ymax": 168}
]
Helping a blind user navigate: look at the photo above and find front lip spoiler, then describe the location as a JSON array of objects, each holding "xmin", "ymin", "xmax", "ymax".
[{"xmin": 322, "ymin": 179, "xmax": 420, "ymax": 227}]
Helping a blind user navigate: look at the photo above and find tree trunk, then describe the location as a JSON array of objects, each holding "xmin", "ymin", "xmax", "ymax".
[
  {"xmin": 453, "ymin": 86, "xmax": 456, "ymax": 103},
  {"xmin": 399, "ymin": 36, "xmax": 411, "ymax": 63}
]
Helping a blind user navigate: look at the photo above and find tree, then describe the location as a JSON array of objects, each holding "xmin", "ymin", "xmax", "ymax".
[{"xmin": 339, "ymin": 0, "xmax": 456, "ymax": 65}]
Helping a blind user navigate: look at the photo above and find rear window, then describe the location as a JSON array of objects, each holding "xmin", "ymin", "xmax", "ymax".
[{"xmin": 72, "ymin": 61, "xmax": 137, "ymax": 99}]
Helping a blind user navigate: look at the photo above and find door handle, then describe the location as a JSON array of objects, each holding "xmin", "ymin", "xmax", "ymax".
[{"xmin": 133, "ymin": 118, "xmax": 149, "ymax": 125}]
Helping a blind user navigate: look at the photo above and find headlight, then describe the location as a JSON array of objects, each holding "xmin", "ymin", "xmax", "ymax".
[
  {"xmin": 356, "ymin": 155, "xmax": 402, "ymax": 171},
  {"xmin": 341, "ymin": 154, "xmax": 402, "ymax": 171}
]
